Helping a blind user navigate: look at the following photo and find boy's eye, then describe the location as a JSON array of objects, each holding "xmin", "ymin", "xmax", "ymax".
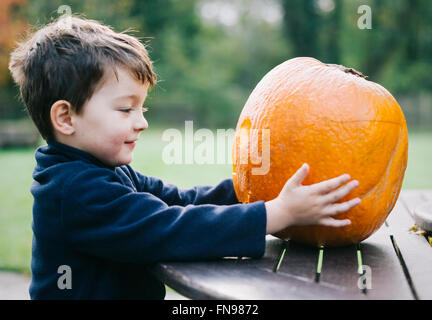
[{"xmin": 119, "ymin": 107, "xmax": 148, "ymax": 114}]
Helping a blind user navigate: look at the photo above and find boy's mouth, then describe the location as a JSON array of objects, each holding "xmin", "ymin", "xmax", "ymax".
[{"xmin": 125, "ymin": 140, "xmax": 136, "ymax": 148}]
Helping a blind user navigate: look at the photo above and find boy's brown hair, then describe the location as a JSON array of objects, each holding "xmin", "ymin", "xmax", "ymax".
[{"xmin": 9, "ymin": 15, "xmax": 157, "ymax": 142}]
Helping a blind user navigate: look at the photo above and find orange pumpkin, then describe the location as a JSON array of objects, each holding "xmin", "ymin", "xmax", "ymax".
[{"xmin": 232, "ymin": 57, "xmax": 408, "ymax": 247}]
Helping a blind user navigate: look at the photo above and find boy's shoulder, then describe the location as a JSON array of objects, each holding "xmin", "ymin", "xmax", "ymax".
[{"xmin": 33, "ymin": 141, "xmax": 140, "ymax": 190}]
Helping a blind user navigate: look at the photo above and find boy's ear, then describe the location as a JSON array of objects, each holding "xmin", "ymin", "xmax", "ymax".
[{"xmin": 50, "ymin": 100, "xmax": 76, "ymax": 136}]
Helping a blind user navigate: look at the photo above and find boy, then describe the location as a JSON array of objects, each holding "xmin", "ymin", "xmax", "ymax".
[{"xmin": 9, "ymin": 16, "xmax": 361, "ymax": 299}]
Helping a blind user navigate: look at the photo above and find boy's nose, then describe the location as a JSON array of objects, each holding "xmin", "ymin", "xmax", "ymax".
[{"xmin": 135, "ymin": 114, "xmax": 148, "ymax": 132}]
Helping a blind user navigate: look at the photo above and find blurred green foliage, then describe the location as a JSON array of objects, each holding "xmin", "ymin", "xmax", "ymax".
[{"xmin": 1, "ymin": 0, "xmax": 432, "ymax": 129}]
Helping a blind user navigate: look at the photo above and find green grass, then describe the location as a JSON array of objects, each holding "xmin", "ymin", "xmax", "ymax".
[
  {"xmin": 132, "ymin": 128, "xmax": 233, "ymax": 187},
  {"xmin": 0, "ymin": 148, "xmax": 37, "ymax": 274},
  {"xmin": 401, "ymin": 131, "xmax": 432, "ymax": 189},
  {"xmin": 0, "ymin": 130, "xmax": 431, "ymax": 274}
]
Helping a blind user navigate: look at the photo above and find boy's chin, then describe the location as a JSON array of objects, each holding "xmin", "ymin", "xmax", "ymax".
[
  {"xmin": 121, "ymin": 154, "xmax": 134, "ymax": 166},
  {"xmin": 103, "ymin": 155, "xmax": 133, "ymax": 168},
  {"xmin": 115, "ymin": 158, "xmax": 133, "ymax": 167}
]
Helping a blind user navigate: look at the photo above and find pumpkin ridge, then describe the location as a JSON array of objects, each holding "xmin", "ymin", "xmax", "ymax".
[
  {"xmin": 358, "ymin": 133, "xmax": 400, "ymax": 201},
  {"xmin": 361, "ymin": 133, "xmax": 402, "ymax": 239}
]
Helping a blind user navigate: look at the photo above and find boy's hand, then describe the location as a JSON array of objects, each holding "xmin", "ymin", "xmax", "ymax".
[{"xmin": 265, "ymin": 163, "xmax": 361, "ymax": 234}]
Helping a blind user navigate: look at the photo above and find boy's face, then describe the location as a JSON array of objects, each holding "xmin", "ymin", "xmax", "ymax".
[{"xmin": 70, "ymin": 67, "xmax": 149, "ymax": 167}]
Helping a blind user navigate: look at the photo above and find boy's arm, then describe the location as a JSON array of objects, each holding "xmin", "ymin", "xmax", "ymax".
[
  {"xmin": 124, "ymin": 165, "xmax": 239, "ymax": 206},
  {"xmin": 61, "ymin": 167, "xmax": 266, "ymax": 264}
]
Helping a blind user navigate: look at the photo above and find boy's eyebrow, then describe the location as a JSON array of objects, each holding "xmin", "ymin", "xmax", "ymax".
[{"xmin": 113, "ymin": 94, "xmax": 141, "ymax": 101}]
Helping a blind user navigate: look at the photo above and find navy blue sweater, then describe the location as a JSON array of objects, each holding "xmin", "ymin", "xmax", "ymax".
[{"xmin": 29, "ymin": 141, "xmax": 266, "ymax": 299}]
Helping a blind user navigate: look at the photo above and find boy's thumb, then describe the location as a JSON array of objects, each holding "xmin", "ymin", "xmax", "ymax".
[{"xmin": 287, "ymin": 163, "xmax": 309, "ymax": 187}]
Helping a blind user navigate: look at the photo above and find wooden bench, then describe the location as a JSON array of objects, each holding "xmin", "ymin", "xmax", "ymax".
[{"xmin": 153, "ymin": 190, "xmax": 432, "ymax": 299}]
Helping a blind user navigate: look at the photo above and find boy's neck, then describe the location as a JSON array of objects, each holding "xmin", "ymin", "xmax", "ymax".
[{"xmin": 54, "ymin": 134, "xmax": 84, "ymax": 152}]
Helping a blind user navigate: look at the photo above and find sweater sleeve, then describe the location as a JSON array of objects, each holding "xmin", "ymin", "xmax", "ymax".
[
  {"xmin": 125, "ymin": 165, "xmax": 240, "ymax": 206},
  {"xmin": 61, "ymin": 167, "xmax": 266, "ymax": 264}
]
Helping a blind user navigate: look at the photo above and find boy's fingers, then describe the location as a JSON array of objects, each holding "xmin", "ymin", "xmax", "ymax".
[
  {"xmin": 320, "ymin": 218, "xmax": 351, "ymax": 228},
  {"xmin": 320, "ymin": 180, "xmax": 359, "ymax": 204},
  {"xmin": 323, "ymin": 198, "xmax": 362, "ymax": 216},
  {"xmin": 310, "ymin": 174, "xmax": 351, "ymax": 195},
  {"xmin": 286, "ymin": 163, "xmax": 309, "ymax": 187}
]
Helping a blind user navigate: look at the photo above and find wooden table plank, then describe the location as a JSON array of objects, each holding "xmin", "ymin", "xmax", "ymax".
[
  {"xmin": 319, "ymin": 245, "xmax": 365, "ymax": 297},
  {"xmin": 421, "ymin": 190, "xmax": 432, "ymax": 202},
  {"xmin": 154, "ymin": 236, "xmax": 367, "ymax": 300},
  {"xmin": 357, "ymin": 222, "xmax": 414, "ymax": 299},
  {"xmin": 154, "ymin": 190, "xmax": 431, "ymax": 300},
  {"xmin": 385, "ymin": 192, "xmax": 432, "ymax": 299},
  {"xmin": 153, "ymin": 235, "xmax": 284, "ymax": 299},
  {"xmin": 276, "ymin": 241, "xmax": 318, "ymax": 283},
  {"xmin": 155, "ymin": 259, "xmax": 371, "ymax": 300},
  {"xmin": 399, "ymin": 190, "xmax": 427, "ymax": 216},
  {"xmin": 259, "ymin": 236, "xmax": 370, "ymax": 299},
  {"xmin": 274, "ymin": 239, "xmax": 368, "ymax": 299}
]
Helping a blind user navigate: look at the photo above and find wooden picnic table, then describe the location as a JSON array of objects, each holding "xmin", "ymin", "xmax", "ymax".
[{"xmin": 153, "ymin": 190, "xmax": 432, "ymax": 300}]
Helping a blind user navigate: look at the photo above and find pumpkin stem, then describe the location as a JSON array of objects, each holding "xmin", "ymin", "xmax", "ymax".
[{"xmin": 326, "ymin": 64, "xmax": 368, "ymax": 79}]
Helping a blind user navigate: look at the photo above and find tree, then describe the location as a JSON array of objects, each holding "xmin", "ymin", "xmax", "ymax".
[
  {"xmin": 281, "ymin": 0, "xmax": 322, "ymax": 57},
  {"xmin": 0, "ymin": 0, "xmax": 28, "ymax": 86},
  {"xmin": 280, "ymin": 0, "xmax": 343, "ymax": 63}
]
